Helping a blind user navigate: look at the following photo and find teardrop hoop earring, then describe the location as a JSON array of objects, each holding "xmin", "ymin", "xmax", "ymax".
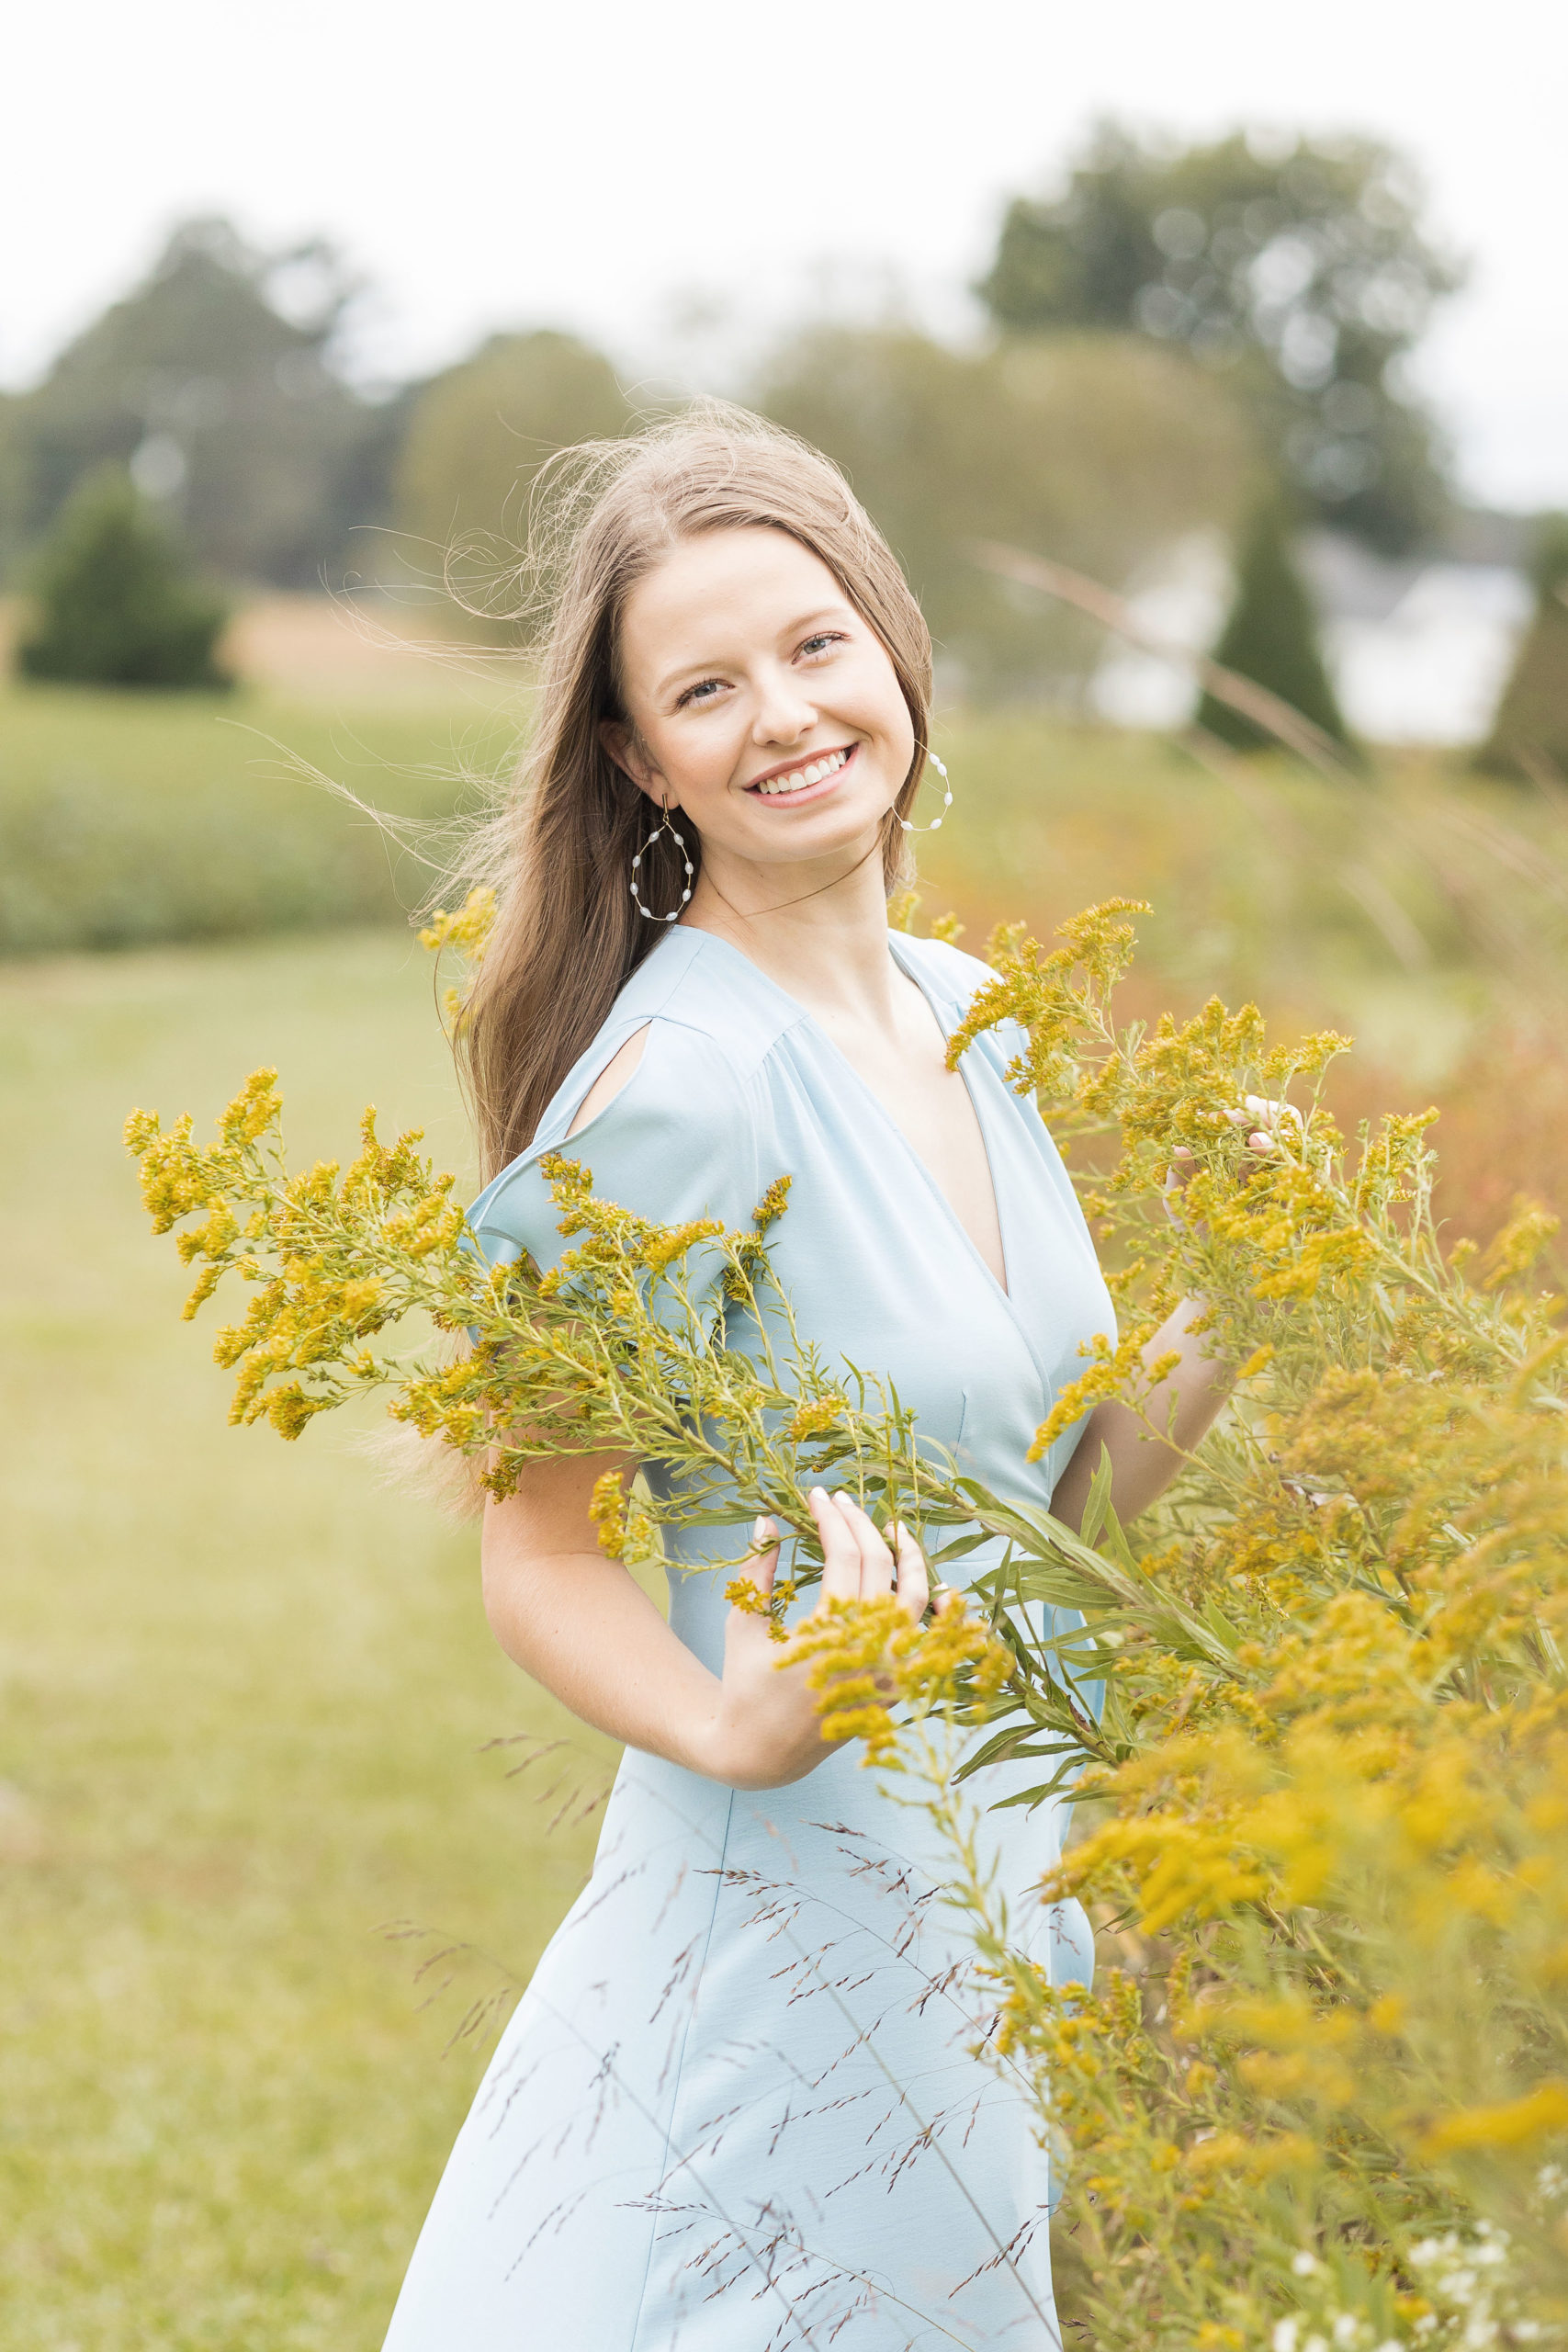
[
  {"xmin": 897, "ymin": 752, "xmax": 954, "ymax": 835},
  {"xmin": 629, "ymin": 797, "xmax": 695, "ymax": 923}
]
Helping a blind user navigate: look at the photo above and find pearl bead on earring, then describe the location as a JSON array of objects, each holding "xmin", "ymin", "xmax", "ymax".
[{"xmin": 899, "ymin": 752, "xmax": 954, "ymax": 835}]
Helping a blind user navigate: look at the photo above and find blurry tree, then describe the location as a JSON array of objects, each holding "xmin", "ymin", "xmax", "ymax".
[
  {"xmin": 1475, "ymin": 513, "xmax": 1568, "ymax": 779},
  {"xmin": 394, "ymin": 331, "xmax": 631, "ymax": 619},
  {"xmin": 1196, "ymin": 494, "xmax": 1351, "ymax": 752},
  {"xmin": 0, "ymin": 392, "xmax": 26, "ymax": 571},
  {"xmin": 977, "ymin": 123, "xmax": 1461, "ymax": 553},
  {"xmin": 755, "ymin": 324, "xmax": 1252, "ymax": 696},
  {"xmin": 16, "ymin": 466, "xmax": 231, "ymax": 690},
  {"xmin": 6, "ymin": 217, "xmax": 392, "ymax": 586}
]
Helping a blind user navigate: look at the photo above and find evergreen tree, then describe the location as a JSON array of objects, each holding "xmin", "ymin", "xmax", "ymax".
[
  {"xmin": 1197, "ymin": 497, "xmax": 1352, "ymax": 752},
  {"xmin": 1475, "ymin": 514, "xmax": 1568, "ymax": 779},
  {"xmin": 17, "ymin": 467, "xmax": 232, "ymax": 690}
]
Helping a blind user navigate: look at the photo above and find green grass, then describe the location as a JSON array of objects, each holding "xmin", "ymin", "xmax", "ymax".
[
  {"xmin": 0, "ymin": 930, "xmax": 619, "ymax": 2349},
  {"xmin": 0, "ymin": 681, "xmax": 522, "ymax": 954}
]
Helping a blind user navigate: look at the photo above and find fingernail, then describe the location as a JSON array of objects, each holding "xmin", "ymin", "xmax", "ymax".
[{"xmin": 753, "ymin": 1516, "xmax": 771, "ymax": 1544}]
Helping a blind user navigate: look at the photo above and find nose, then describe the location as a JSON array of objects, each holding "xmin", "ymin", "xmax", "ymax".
[{"xmin": 752, "ymin": 662, "xmax": 818, "ymax": 748}]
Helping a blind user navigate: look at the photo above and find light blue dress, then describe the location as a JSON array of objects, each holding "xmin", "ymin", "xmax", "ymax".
[{"xmin": 384, "ymin": 926, "xmax": 1115, "ymax": 2351}]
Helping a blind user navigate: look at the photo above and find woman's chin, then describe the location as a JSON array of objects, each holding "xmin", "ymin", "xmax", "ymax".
[
  {"xmin": 735, "ymin": 797, "xmax": 892, "ymax": 865},
  {"xmin": 748, "ymin": 832, "xmax": 884, "ymax": 879}
]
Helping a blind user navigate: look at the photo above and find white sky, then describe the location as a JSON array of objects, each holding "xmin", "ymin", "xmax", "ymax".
[{"xmin": 6, "ymin": 0, "xmax": 1564, "ymax": 509}]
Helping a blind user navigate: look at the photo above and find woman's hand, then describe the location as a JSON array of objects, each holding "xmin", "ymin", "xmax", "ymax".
[
  {"xmin": 695, "ymin": 1487, "xmax": 931, "ymax": 1791},
  {"xmin": 482, "ymin": 1455, "xmax": 938, "ymax": 1794},
  {"xmin": 1164, "ymin": 1091, "xmax": 1303, "ymax": 1217}
]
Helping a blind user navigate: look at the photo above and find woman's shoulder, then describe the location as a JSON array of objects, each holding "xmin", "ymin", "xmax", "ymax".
[
  {"xmin": 546, "ymin": 928, "xmax": 799, "ymax": 1136},
  {"xmin": 467, "ymin": 931, "xmax": 784, "ymax": 1267},
  {"xmin": 607, "ymin": 924, "xmax": 803, "ymax": 1082}
]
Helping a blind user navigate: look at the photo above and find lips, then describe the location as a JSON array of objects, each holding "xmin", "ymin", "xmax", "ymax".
[{"xmin": 744, "ymin": 744, "xmax": 856, "ymax": 802}]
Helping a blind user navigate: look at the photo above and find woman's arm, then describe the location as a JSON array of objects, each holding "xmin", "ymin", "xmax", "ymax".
[
  {"xmin": 1051, "ymin": 1095, "xmax": 1292, "ymax": 1533},
  {"xmin": 480, "ymin": 1457, "xmax": 929, "ymax": 1791},
  {"xmin": 480, "ymin": 1027, "xmax": 937, "ymax": 1789},
  {"xmin": 1048, "ymin": 1297, "xmax": 1231, "ymax": 1534}
]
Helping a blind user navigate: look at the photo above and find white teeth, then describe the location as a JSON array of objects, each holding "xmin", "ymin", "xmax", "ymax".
[{"xmin": 753, "ymin": 749, "xmax": 848, "ymax": 797}]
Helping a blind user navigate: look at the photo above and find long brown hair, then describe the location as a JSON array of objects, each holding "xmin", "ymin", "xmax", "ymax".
[{"xmin": 451, "ymin": 403, "xmax": 934, "ymax": 1182}]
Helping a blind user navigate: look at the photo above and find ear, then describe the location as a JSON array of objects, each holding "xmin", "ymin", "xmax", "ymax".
[{"xmin": 599, "ymin": 718, "xmax": 668, "ymax": 804}]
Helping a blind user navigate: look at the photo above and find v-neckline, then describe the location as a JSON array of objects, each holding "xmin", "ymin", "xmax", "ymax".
[{"xmin": 680, "ymin": 927, "xmax": 1013, "ymax": 1305}]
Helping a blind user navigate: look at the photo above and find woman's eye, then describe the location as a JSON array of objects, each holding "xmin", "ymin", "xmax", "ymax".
[
  {"xmin": 798, "ymin": 632, "xmax": 847, "ymax": 662},
  {"xmin": 677, "ymin": 677, "xmax": 727, "ymax": 709}
]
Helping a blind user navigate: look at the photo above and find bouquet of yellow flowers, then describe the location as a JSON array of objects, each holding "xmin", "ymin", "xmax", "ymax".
[{"xmin": 130, "ymin": 897, "xmax": 1568, "ymax": 2348}]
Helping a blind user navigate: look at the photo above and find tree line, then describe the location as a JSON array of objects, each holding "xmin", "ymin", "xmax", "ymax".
[
  {"xmin": 0, "ymin": 125, "xmax": 1461, "ymax": 590},
  {"xmin": 3, "ymin": 126, "xmax": 1562, "ymax": 765}
]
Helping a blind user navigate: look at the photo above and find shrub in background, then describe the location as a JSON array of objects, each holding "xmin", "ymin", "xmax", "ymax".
[
  {"xmin": 16, "ymin": 467, "xmax": 232, "ymax": 691},
  {"xmin": 0, "ymin": 685, "xmax": 510, "ymax": 955},
  {"xmin": 1476, "ymin": 514, "xmax": 1568, "ymax": 781},
  {"xmin": 1198, "ymin": 496, "xmax": 1353, "ymax": 753}
]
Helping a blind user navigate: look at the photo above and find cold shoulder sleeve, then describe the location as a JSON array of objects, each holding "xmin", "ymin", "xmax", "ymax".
[{"xmin": 464, "ymin": 1016, "xmax": 762, "ymax": 1289}]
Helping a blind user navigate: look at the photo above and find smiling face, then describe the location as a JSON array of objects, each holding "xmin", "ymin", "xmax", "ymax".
[{"xmin": 603, "ymin": 526, "xmax": 916, "ymax": 905}]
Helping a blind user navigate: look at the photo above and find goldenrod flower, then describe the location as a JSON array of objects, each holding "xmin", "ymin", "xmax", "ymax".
[{"xmin": 129, "ymin": 898, "xmax": 1568, "ymax": 2346}]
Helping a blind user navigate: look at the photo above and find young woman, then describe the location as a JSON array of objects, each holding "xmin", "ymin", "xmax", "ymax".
[{"xmin": 383, "ymin": 409, "xmax": 1235, "ymax": 2350}]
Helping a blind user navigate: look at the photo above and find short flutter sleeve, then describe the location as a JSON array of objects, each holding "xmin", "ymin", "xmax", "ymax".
[{"xmin": 464, "ymin": 1017, "xmax": 761, "ymax": 1295}]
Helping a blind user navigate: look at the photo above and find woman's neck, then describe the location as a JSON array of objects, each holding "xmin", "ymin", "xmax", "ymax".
[{"xmin": 682, "ymin": 833, "xmax": 902, "ymax": 1033}]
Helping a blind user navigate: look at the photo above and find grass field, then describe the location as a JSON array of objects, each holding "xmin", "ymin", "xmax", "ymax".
[
  {"xmin": 0, "ymin": 930, "xmax": 620, "ymax": 2349},
  {"xmin": 0, "ymin": 655, "xmax": 521, "ymax": 954},
  {"xmin": 6, "ymin": 600, "xmax": 1566, "ymax": 1104}
]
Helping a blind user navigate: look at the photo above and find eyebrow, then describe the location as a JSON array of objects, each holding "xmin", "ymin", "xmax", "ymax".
[{"xmin": 654, "ymin": 605, "xmax": 855, "ymax": 703}]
